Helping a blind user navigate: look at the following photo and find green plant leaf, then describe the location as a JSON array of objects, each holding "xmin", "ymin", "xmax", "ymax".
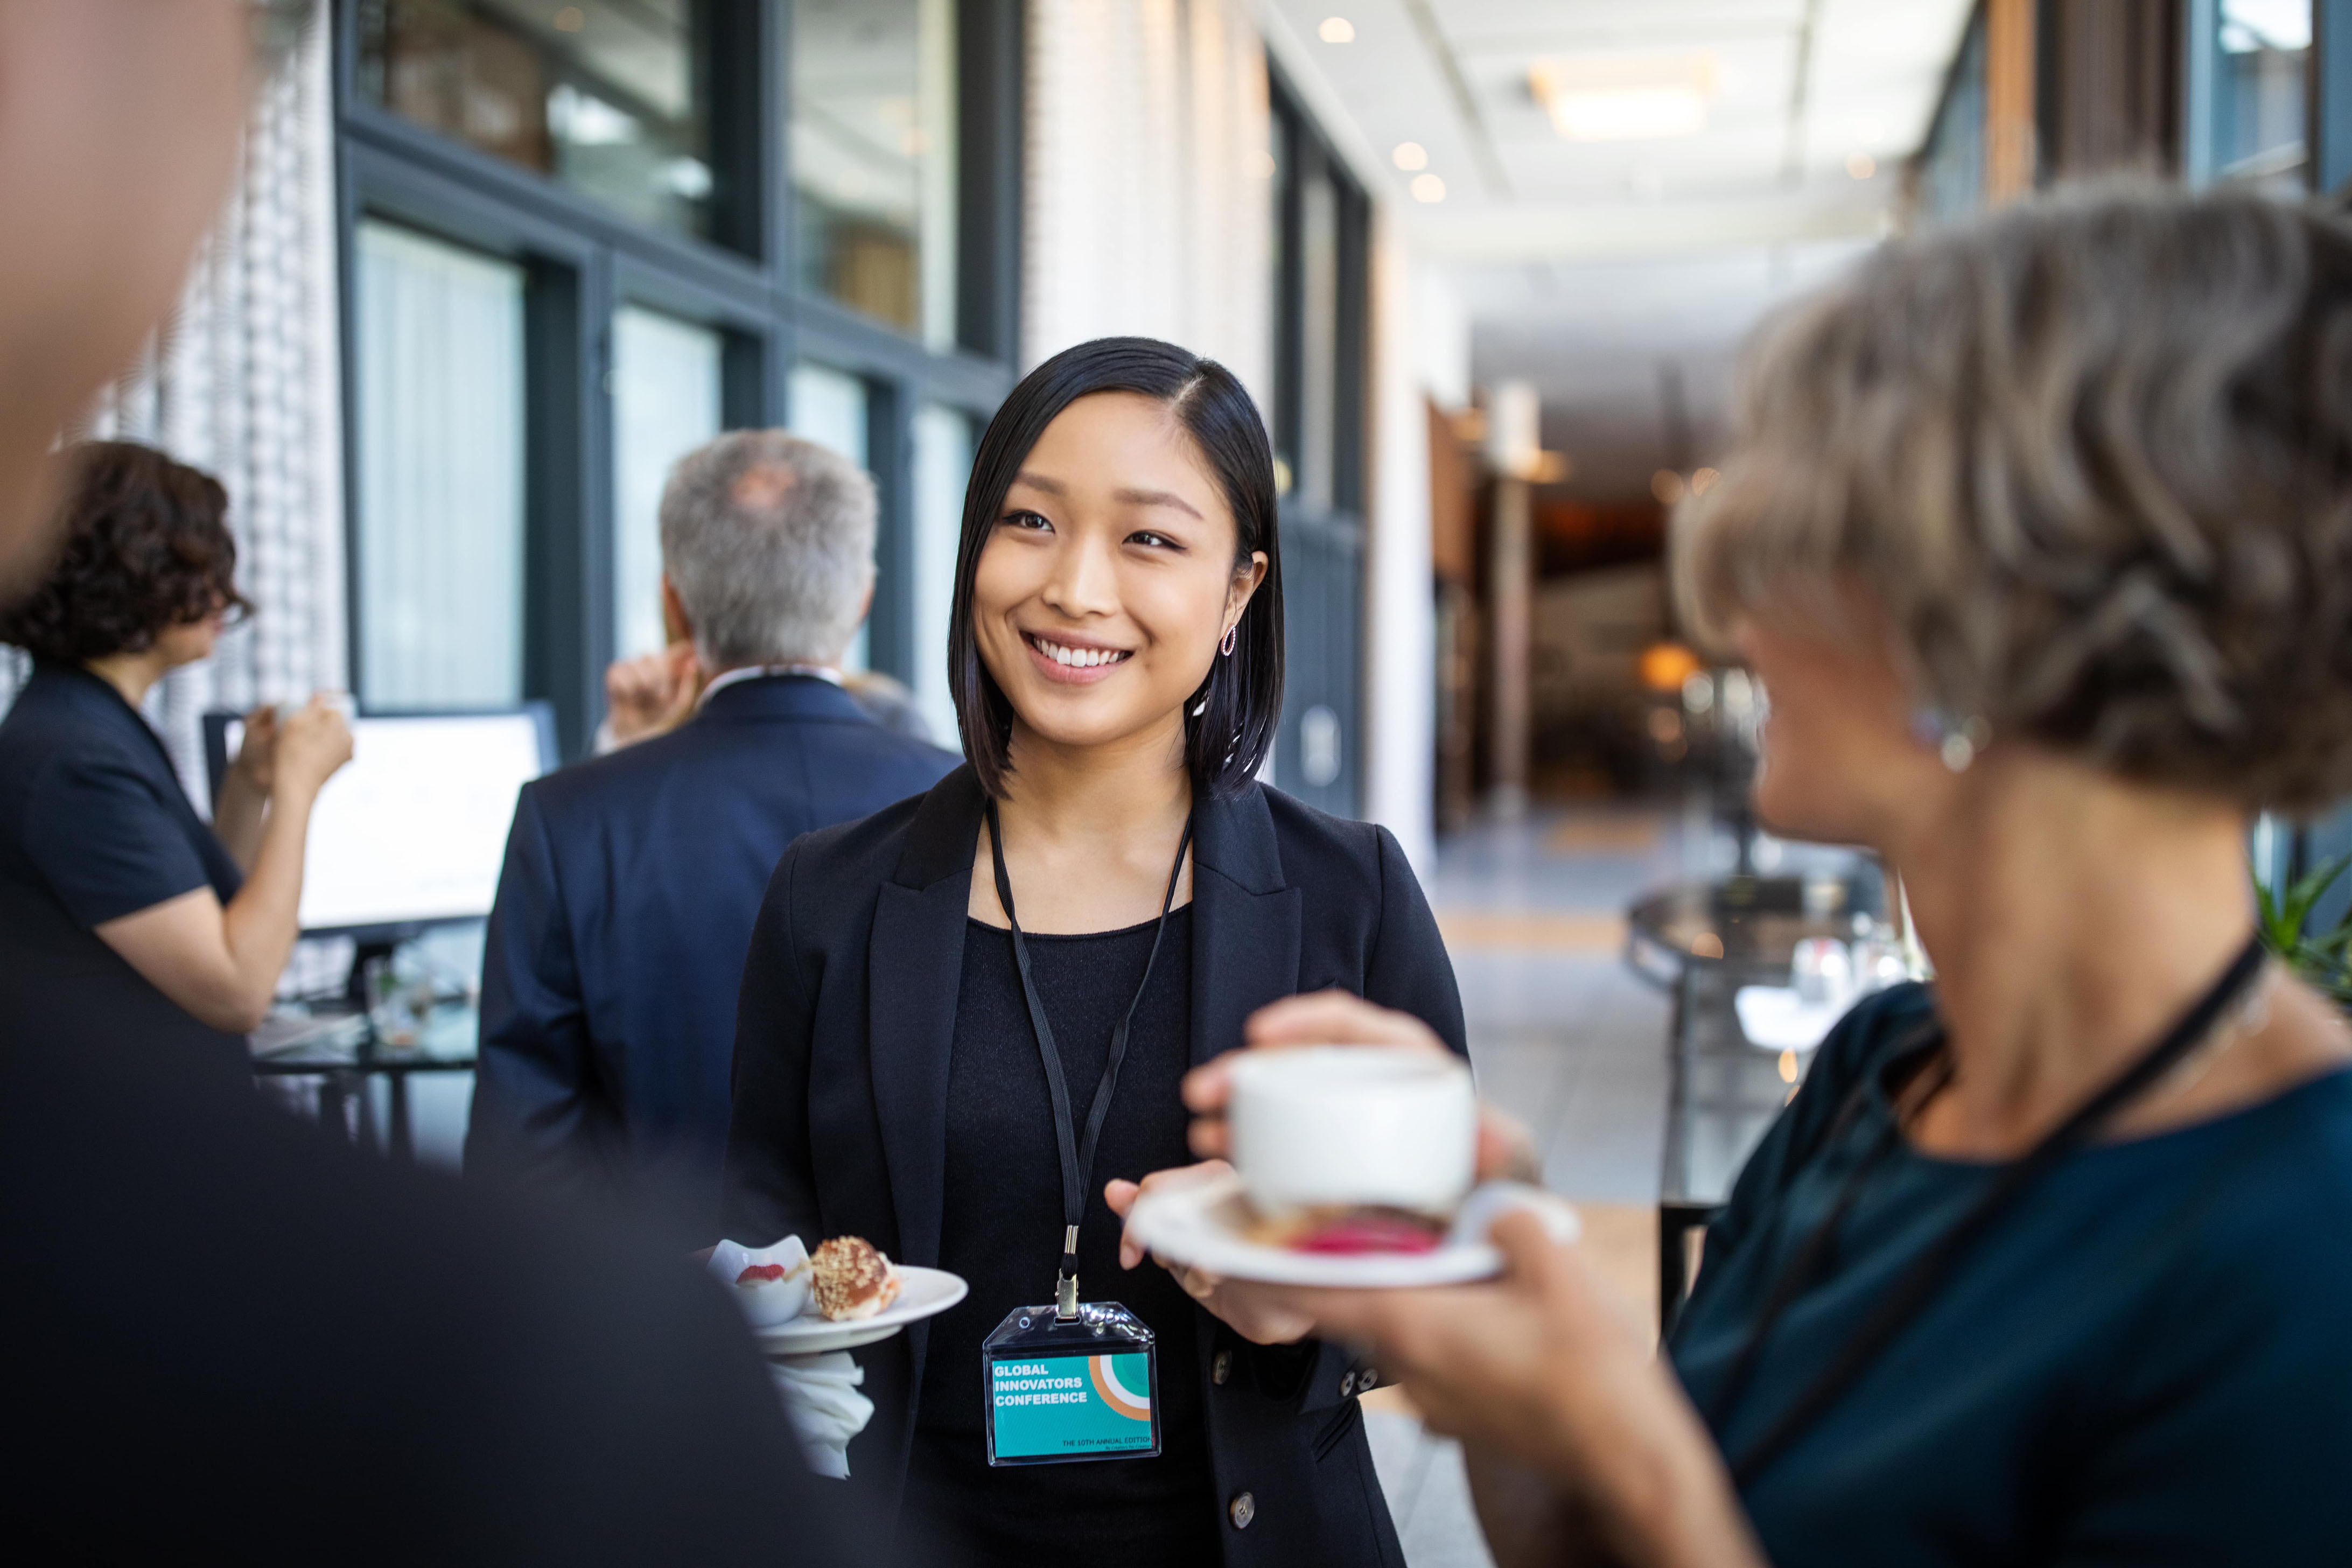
[{"xmin": 2259, "ymin": 852, "xmax": 2352, "ymax": 954}]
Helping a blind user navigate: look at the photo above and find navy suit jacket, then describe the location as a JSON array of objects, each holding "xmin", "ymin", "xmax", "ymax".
[
  {"xmin": 467, "ymin": 675, "xmax": 957, "ymax": 1227},
  {"xmin": 721, "ymin": 764, "xmax": 1467, "ymax": 1566}
]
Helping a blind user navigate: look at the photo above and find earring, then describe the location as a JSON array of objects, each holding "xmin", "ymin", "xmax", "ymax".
[
  {"xmin": 1912, "ymin": 708, "xmax": 1991, "ymax": 772},
  {"xmin": 1220, "ymin": 624, "xmax": 1238, "ymax": 657}
]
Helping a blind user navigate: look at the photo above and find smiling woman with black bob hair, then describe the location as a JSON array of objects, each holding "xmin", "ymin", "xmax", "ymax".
[
  {"xmin": 947, "ymin": 337, "xmax": 1287, "ymax": 796},
  {"xmin": 722, "ymin": 336, "xmax": 1466, "ymax": 1566}
]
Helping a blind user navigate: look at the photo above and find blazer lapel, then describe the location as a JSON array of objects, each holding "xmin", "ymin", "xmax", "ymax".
[
  {"xmin": 866, "ymin": 767, "xmax": 986, "ymax": 1271},
  {"xmin": 1188, "ymin": 783, "xmax": 1303, "ymax": 1068}
]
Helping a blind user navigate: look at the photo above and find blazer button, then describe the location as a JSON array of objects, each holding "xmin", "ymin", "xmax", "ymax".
[
  {"xmin": 1212, "ymin": 1349, "xmax": 1233, "ymax": 1386},
  {"xmin": 1356, "ymin": 1367, "xmax": 1378, "ymax": 1391},
  {"xmin": 1339, "ymin": 1371, "xmax": 1356, "ymax": 1398},
  {"xmin": 1229, "ymin": 1491, "xmax": 1257, "ymax": 1530}
]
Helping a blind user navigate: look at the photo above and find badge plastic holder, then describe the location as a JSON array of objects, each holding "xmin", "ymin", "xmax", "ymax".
[{"xmin": 981, "ymin": 1300, "xmax": 1160, "ymax": 1467}]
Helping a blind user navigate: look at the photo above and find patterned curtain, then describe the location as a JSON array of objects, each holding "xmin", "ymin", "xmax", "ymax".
[{"xmin": 0, "ymin": 4, "xmax": 345, "ymax": 814}]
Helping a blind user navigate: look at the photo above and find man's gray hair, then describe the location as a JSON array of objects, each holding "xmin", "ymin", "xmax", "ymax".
[{"xmin": 660, "ymin": 429, "xmax": 876, "ymax": 668}]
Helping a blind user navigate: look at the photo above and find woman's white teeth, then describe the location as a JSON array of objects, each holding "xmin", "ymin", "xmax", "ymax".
[{"xmin": 1036, "ymin": 638, "xmax": 1125, "ymax": 669}]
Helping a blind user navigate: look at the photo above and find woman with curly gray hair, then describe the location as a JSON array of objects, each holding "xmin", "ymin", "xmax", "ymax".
[{"xmin": 1138, "ymin": 187, "xmax": 2352, "ymax": 1566}]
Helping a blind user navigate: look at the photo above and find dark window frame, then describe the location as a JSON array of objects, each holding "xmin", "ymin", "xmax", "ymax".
[
  {"xmin": 332, "ymin": 0, "xmax": 1020, "ymax": 757},
  {"xmin": 1265, "ymin": 66, "xmax": 1369, "ymax": 818}
]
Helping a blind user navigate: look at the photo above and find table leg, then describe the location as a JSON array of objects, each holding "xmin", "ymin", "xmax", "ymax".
[
  {"xmin": 315, "ymin": 1071, "xmax": 350, "ymax": 1148},
  {"xmin": 340, "ymin": 1068, "xmax": 381, "ymax": 1157},
  {"xmin": 387, "ymin": 1071, "xmax": 414, "ymax": 1164}
]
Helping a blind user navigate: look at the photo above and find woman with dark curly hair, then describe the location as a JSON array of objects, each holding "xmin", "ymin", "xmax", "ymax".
[
  {"xmin": 1144, "ymin": 187, "xmax": 2352, "ymax": 1566},
  {"xmin": 0, "ymin": 440, "xmax": 349, "ymax": 1035}
]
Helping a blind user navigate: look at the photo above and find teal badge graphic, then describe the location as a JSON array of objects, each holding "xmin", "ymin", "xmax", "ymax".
[
  {"xmin": 989, "ymin": 1353, "xmax": 1155, "ymax": 1459},
  {"xmin": 981, "ymin": 1301, "xmax": 1161, "ymax": 1465}
]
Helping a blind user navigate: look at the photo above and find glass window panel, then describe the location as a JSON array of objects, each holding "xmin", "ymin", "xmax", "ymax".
[
  {"xmin": 2207, "ymin": 0, "xmax": 2312, "ymax": 188},
  {"xmin": 355, "ymin": 221, "xmax": 527, "ymax": 708},
  {"xmin": 788, "ymin": 362, "xmax": 873, "ymax": 670},
  {"xmin": 1917, "ymin": 10, "xmax": 1987, "ymax": 219},
  {"xmin": 792, "ymin": 0, "xmax": 957, "ymax": 342},
  {"xmin": 911, "ymin": 404, "xmax": 973, "ymax": 749},
  {"xmin": 611, "ymin": 306, "xmax": 724, "ymax": 661},
  {"xmin": 356, "ymin": 0, "xmax": 718, "ymax": 243}
]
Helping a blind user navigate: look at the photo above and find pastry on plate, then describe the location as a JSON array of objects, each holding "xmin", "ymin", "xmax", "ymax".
[{"xmin": 809, "ymin": 1236, "xmax": 901, "ymax": 1321}]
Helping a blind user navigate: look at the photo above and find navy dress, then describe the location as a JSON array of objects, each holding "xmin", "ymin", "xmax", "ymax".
[
  {"xmin": 0, "ymin": 660, "xmax": 242, "ymax": 927},
  {"xmin": 1670, "ymin": 983, "xmax": 2352, "ymax": 1564}
]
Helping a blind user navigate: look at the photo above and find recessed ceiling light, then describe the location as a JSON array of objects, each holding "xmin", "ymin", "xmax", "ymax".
[
  {"xmin": 1319, "ymin": 17, "xmax": 1355, "ymax": 44},
  {"xmin": 1530, "ymin": 55, "xmax": 1717, "ymax": 142},
  {"xmin": 1411, "ymin": 172, "xmax": 1446, "ymax": 203},
  {"xmin": 1393, "ymin": 142, "xmax": 1429, "ymax": 171},
  {"xmin": 1846, "ymin": 151, "xmax": 1877, "ymax": 179},
  {"xmin": 1652, "ymin": 469, "xmax": 1688, "ymax": 505},
  {"xmin": 1250, "ymin": 149, "xmax": 1277, "ymax": 178}
]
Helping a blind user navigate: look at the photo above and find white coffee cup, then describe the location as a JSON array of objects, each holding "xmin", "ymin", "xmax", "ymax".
[{"xmin": 1227, "ymin": 1046, "xmax": 1479, "ymax": 1218}]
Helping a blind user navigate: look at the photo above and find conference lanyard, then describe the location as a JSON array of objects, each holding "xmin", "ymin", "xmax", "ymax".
[
  {"xmin": 1706, "ymin": 933, "xmax": 2269, "ymax": 1486},
  {"xmin": 985, "ymin": 797, "xmax": 1195, "ymax": 1321}
]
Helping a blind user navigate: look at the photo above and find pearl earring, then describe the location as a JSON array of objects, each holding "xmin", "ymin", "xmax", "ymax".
[
  {"xmin": 1220, "ymin": 624, "xmax": 1238, "ymax": 657},
  {"xmin": 1912, "ymin": 708, "xmax": 1991, "ymax": 772}
]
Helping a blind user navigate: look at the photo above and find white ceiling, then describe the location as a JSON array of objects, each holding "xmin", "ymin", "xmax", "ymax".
[{"xmin": 1260, "ymin": 0, "xmax": 1976, "ymax": 499}]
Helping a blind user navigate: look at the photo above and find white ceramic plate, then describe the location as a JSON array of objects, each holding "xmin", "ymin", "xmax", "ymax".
[
  {"xmin": 750, "ymin": 1265, "xmax": 969, "ymax": 1356},
  {"xmin": 1122, "ymin": 1172, "xmax": 1578, "ymax": 1290}
]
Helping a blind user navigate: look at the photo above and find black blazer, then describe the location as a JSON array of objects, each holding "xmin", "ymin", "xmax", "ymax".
[{"xmin": 722, "ymin": 765, "xmax": 1468, "ymax": 1567}]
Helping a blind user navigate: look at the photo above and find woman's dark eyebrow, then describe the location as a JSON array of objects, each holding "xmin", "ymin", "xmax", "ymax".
[
  {"xmin": 1113, "ymin": 487, "xmax": 1203, "ymax": 519},
  {"xmin": 1009, "ymin": 471, "xmax": 1202, "ymax": 520}
]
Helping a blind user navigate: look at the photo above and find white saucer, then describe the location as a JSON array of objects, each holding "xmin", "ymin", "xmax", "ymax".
[
  {"xmin": 1123, "ymin": 1172, "xmax": 1577, "ymax": 1289},
  {"xmin": 751, "ymin": 1265, "xmax": 968, "ymax": 1356}
]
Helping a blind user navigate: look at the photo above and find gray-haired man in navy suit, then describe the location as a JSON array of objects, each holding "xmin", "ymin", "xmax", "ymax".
[{"xmin": 467, "ymin": 431, "xmax": 958, "ymax": 1232}]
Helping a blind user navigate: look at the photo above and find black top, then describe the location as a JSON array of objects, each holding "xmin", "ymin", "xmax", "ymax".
[
  {"xmin": 1671, "ymin": 984, "xmax": 2352, "ymax": 1564},
  {"xmin": 902, "ymin": 909, "xmax": 1216, "ymax": 1567},
  {"xmin": 722, "ymin": 765, "xmax": 1465, "ymax": 1568},
  {"xmin": 0, "ymin": 660, "xmax": 242, "ymax": 928}
]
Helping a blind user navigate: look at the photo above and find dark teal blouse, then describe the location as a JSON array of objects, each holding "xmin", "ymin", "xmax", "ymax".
[{"xmin": 1670, "ymin": 983, "xmax": 2352, "ymax": 1565}]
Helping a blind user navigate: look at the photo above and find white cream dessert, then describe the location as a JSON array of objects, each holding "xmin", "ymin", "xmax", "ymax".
[{"xmin": 713, "ymin": 1235, "xmax": 812, "ymax": 1327}]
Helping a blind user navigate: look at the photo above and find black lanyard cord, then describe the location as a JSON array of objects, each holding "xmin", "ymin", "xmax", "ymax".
[
  {"xmin": 1696, "ymin": 1040, "xmax": 1948, "ymax": 1441},
  {"xmin": 985, "ymin": 796, "xmax": 1194, "ymax": 1318},
  {"xmin": 1716, "ymin": 933, "xmax": 2269, "ymax": 1488}
]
